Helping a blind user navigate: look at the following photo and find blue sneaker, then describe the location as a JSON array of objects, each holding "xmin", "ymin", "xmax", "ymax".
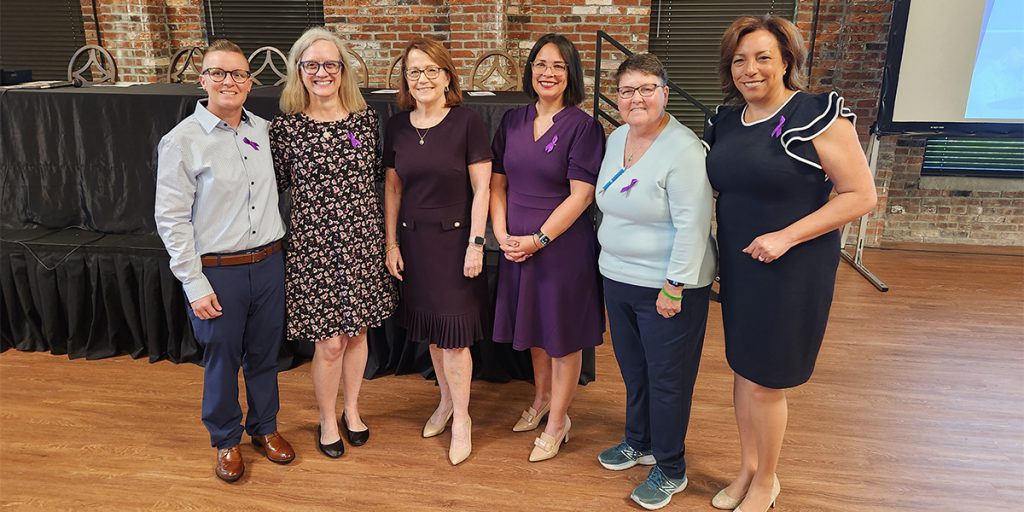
[
  {"xmin": 630, "ymin": 466, "xmax": 688, "ymax": 510},
  {"xmin": 597, "ymin": 440, "xmax": 656, "ymax": 470}
]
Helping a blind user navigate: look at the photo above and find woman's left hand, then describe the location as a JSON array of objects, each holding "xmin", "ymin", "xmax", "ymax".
[
  {"xmin": 464, "ymin": 246, "xmax": 484, "ymax": 278},
  {"xmin": 655, "ymin": 285, "xmax": 683, "ymax": 318},
  {"xmin": 503, "ymin": 234, "xmax": 540, "ymax": 262},
  {"xmin": 742, "ymin": 230, "xmax": 796, "ymax": 264}
]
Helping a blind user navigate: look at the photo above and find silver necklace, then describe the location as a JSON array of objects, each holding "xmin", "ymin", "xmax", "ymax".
[{"xmin": 415, "ymin": 127, "xmax": 429, "ymax": 145}]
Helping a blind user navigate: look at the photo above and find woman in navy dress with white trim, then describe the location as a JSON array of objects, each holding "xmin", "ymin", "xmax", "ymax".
[{"xmin": 704, "ymin": 16, "xmax": 877, "ymax": 512}]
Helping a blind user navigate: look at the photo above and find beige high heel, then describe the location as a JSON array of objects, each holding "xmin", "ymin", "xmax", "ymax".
[
  {"xmin": 528, "ymin": 416, "xmax": 570, "ymax": 462},
  {"xmin": 448, "ymin": 418, "xmax": 472, "ymax": 465},
  {"xmin": 512, "ymin": 402, "xmax": 550, "ymax": 432},
  {"xmin": 734, "ymin": 475, "xmax": 780, "ymax": 512},
  {"xmin": 711, "ymin": 487, "xmax": 744, "ymax": 510},
  {"xmin": 422, "ymin": 407, "xmax": 454, "ymax": 438}
]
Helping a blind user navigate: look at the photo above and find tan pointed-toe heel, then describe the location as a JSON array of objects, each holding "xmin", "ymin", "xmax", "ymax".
[
  {"xmin": 528, "ymin": 416, "xmax": 570, "ymax": 462},
  {"xmin": 735, "ymin": 475, "xmax": 780, "ymax": 512},
  {"xmin": 422, "ymin": 408, "xmax": 454, "ymax": 438},
  {"xmin": 711, "ymin": 488, "xmax": 743, "ymax": 510},
  {"xmin": 512, "ymin": 402, "xmax": 550, "ymax": 432},
  {"xmin": 448, "ymin": 418, "xmax": 472, "ymax": 465}
]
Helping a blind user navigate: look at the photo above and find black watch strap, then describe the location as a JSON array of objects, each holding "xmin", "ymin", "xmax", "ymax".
[
  {"xmin": 469, "ymin": 235, "xmax": 486, "ymax": 246},
  {"xmin": 666, "ymin": 279, "xmax": 683, "ymax": 287},
  {"xmin": 534, "ymin": 231, "xmax": 551, "ymax": 247}
]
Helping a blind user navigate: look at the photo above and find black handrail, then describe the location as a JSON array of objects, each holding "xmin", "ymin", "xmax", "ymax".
[{"xmin": 593, "ymin": 30, "xmax": 715, "ymax": 128}]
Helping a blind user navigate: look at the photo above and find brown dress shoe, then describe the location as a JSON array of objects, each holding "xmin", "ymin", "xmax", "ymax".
[
  {"xmin": 216, "ymin": 446, "xmax": 244, "ymax": 482},
  {"xmin": 252, "ymin": 431, "xmax": 295, "ymax": 464}
]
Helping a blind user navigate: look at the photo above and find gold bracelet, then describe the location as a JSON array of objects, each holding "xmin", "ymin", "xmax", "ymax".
[{"xmin": 385, "ymin": 242, "xmax": 400, "ymax": 252}]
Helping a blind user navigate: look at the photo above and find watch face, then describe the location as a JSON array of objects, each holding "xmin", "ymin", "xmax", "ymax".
[{"xmin": 471, "ymin": 236, "xmax": 485, "ymax": 245}]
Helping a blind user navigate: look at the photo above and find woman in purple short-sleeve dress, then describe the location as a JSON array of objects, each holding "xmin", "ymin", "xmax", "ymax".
[{"xmin": 490, "ymin": 33, "xmax": 605, "ymax": 462}]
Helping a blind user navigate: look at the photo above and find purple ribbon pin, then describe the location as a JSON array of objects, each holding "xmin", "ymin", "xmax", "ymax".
[
  {"xmin": 770, "ymin": 115, "xmax": 786, "ymax": 138},
  {"xmin": 544, "ymin": 134, "xmax": 558, "ymax": 153},
  {"xmin": 242, "ymin": 137, "xmax": 260, "ymax": 151},
  {"xmin": 344, "ymin": 130, "xmax": 361, "ymax": 147},
  {"xmin": 620, "ymin": 178, "xmax": 638, "ymax": 193}
]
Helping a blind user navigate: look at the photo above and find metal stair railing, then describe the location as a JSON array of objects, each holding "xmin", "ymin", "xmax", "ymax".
[{"xmin": 593, "ymin": 30, "xmax": 715, "ymax": 128}]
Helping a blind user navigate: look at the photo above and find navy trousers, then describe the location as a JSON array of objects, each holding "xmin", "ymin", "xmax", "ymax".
[
  {"xmin": 186, "ymin": 250, "xmax": 285, "ymax": 449},
  {"xmin": 604, "ymin": 278, "xmax": 711, "ymax": 479}
]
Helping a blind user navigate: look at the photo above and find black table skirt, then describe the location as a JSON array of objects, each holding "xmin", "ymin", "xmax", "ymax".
[{"xmin": 0, "ymin": 85, "xmax": 597, "ymax": 383}]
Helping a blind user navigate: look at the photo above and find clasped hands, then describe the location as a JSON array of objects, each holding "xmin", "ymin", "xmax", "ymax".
[{"xmin": 498, "ymin": 233, "xmax": 541, "ymax": 263}]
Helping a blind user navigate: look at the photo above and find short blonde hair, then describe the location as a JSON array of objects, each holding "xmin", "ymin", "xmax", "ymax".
[
  {"xmin": 279, "ymin": 27, "xmax": 367, "ymax": 115},
  {"xmin": 205, "ymin": 39, "xmax": 245, "ymax": 58}
]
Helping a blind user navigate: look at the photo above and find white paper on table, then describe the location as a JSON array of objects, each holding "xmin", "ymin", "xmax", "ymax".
[
  {"xmin": 370, "ymin": 89, "xmax": 399, "ymax": 94},
  {"xmin": 0, "ymin": 80, "xmax": 67, "ymax": 89},
  {"xmin": 466, "ymin": 91, "xmax": 496, "ymax": 96}
]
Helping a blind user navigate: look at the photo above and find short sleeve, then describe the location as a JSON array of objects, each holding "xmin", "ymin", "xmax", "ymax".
[
  {"xmin": 701, "ymin": 106, "xmax": 723, "ymax": 153},
  {"xmin": 780, "ymin": 91, "xmax": 856, "ymax": 169},
  {"xmin": 490, "ymin": 109, "xmax": 512, "ymax": 174},
  {"xmin": 269, "ymin": 115, "xmax": 292, "ymax": 191},
  {"xmin": 464, "ymin": 108, "xmax": 493, "ymax": 165},
  {"xmin": 382, "ymin": 114, "xmax": 398, "ymax": 169},
  {"xmin": 566, "ymin": 115, "xmax": 606, "ymax": 185}
]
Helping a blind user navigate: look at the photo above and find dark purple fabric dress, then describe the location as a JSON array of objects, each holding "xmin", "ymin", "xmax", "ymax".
[
  {"xmin": 383, "ymin": 106, "xmax": 492, "ymax": 348},
  {"xmin": 491, "ymin": 104, "xmax": 606, "ymax": 358}
]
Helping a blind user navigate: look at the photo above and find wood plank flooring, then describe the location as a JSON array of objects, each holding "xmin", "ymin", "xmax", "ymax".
[{"xmin": 1, "ymin": 248, "xmax": 1022, "ymax": 511}]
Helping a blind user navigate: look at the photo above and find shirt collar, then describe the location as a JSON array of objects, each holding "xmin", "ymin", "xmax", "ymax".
[{"xmin": 195, "ymin": 100, "xmax": 254, "ymax": 134}]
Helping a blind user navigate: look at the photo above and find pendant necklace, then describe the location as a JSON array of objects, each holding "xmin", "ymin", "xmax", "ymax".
[{"xmin": 415, "ymin": 127, "xmax": 429, "ymax": 145}]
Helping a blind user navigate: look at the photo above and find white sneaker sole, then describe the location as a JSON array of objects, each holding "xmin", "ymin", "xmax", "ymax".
[
  {"xmin": 598, "ymin": 453, "xmax": 656, "ymax": 471},
  {"xmin": 630, "ymin": 477, "xmax": 688, "ymax": 510}
]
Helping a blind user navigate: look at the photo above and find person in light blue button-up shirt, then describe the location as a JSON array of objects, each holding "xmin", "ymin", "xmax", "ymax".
[{"xmin": 154, "ymin": 40, "xmax": 294, "ymax": 483}]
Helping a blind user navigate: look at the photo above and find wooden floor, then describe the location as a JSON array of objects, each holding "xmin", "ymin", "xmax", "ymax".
[{"xmin": 1, "ymin": 248, "xmax": 1022, "ymax": 511}]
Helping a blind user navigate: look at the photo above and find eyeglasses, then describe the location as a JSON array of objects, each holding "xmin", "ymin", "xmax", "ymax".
[
  {"xmin": 405, "ymin": 66, "xmax": 444, "ymax": 81},
  {"xmin": 531, "ymin": 61, "xmax": 568, "ymax": 76},
  {"xmin": 617, "ymin": 84, "xmax": 664, "ymax": 99},
  {"xmin": 299, "ymin": 60, "xmax": 343, "ymax": 75},
  {"xmin": 201, "ymin": 68, "xmax": 252, "ymax": 83}
]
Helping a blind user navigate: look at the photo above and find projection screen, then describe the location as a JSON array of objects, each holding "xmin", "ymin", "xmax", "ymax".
[{"xmin": 875, "ymin": 0, "xmax": 1024, "ymax": 137}]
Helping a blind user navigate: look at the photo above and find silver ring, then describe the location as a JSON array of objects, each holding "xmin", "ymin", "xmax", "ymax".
[{"xmin": 758, "ymin": 256, "xmax": 765, "ymax": 262}]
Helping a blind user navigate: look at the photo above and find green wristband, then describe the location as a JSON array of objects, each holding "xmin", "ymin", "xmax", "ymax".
[{"xmin": 660, "ymin": 288, "xmax": 682, "ymax": 301}]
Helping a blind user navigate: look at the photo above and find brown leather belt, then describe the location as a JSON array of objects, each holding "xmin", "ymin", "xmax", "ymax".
[{"xmin": 201, "ymin": 240, "xmax": 282, "ymax": 267}]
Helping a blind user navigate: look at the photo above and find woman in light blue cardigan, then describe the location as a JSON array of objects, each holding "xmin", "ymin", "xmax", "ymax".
[{"xmin": 594, "ymin": 53, "xmax": 717, "ymax": 511}]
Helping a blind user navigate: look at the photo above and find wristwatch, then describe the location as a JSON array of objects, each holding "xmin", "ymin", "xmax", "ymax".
[
  {"xmin": 469, "ymin": 235, "xmax": 486, "ymax": 246},
  {"xmin": 666, "ymin": 279, "xmax": 683, "ymax": 287},
  {"xmin": 534, "ymin": 230, "xmax": 551, "ymax": 247}
]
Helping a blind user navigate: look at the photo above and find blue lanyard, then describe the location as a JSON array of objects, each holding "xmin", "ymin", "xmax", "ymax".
[{"xmin": 600, "ymin": 167, "xmax": 626, "ymax": 194}]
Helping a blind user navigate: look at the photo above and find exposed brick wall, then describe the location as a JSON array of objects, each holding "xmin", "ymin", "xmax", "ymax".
[
  {"xmin": 80, "ymin": 0, "xmax": 1019, "ymax": 248},
  {"xmin": 326, "ymin": 0, "xmax": 449, "ymax": 87},
  {"xmin": 884, "ymin": 138, "xmax": 1024, "ymax": 246}
]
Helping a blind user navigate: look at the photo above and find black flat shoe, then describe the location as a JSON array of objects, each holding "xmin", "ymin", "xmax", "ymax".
[
  {"xmin": 342, "ymin": 413, "xmax": 370, "ymax": 447},
  {"xmin": 316, "ymin": 425, "xmax": 344, "ymax": 458}
]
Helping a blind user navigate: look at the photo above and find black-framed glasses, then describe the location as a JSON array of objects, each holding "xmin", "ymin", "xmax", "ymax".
[
  {"xmin": 617, "ymin": 83, "xmax": 664, "ymax": 99},
  {"xmin": 405, "ymin": 66, "xmax": 444, "ymax": 80},
  {"xmin": 299, "ymin": 60, "xmax": 343, "ymax": 75},
  {"xmin": 202, "ymin": 68, "xmax": 252, "ymax": 83},
  {"xmin": 530, "ymin": 61, "xmax": 568, "ymax": 76}
]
